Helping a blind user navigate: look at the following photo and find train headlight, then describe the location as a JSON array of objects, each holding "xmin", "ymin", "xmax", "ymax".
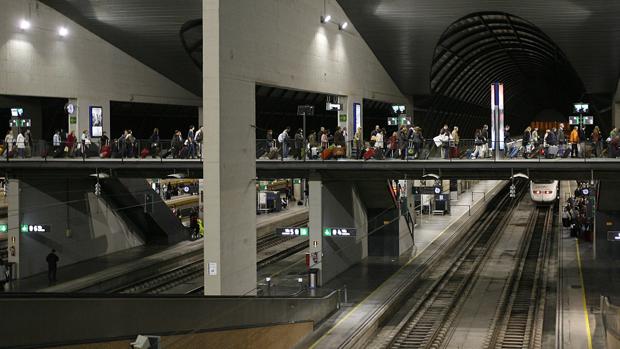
[{"xmin": 544, "ymin": 190, "xmax": 552, "ymax": 194}]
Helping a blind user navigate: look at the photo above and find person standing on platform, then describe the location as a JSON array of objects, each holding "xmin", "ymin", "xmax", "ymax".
[
  {"xmin": 150, "ymin": 128, "xmax": 160, "ymax": 158},
  {"xmin": 570, "ymin": 126, "xmax": 580, "ymax": 158},
  {"xmin": 194, "ymin": 126, "xmax": 203, "ymax": 158},
  {"xmin": 591, "ymin": 126, "xmax": 601, "ymax": 158},
  {"xmin": 53, "ymin": 130, "xmax": 61, "ymax": 154},
  {"xmin": 557, "ymin": 123, "xmax": 566, "ymax": 156},
  {"xmin": 46, "ymin": 249, "xmax": 59, "ymax": 284},
  {"xmin": 187, "ymin": 125, "xmax": 196, "ymax": 159},
  {"xmin": 16, "ymin": 132, "xmax": 25, "ymax": 159}
]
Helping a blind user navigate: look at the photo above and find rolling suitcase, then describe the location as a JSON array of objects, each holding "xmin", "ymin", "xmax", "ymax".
[
  {"xmin": 561, "ymin": 146, "xmax": 571, "ymax": 158},
  {"xmin": 508, "ymin": 146, "xmax": 520, "ymax": 159},
  {"xmin": 363, "ymin": 147, "xmax": 375, "ymax": 161},
  {"xmin": 546, "ymin": 145, "xmax": 558, "ymax": 159}
]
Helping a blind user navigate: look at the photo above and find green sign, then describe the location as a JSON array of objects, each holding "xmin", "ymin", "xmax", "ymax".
[
  {"xmin": 0, "ymin": 224, "xmax": 7, "ymax": 233},
  {"xmin": 293, "ymin": 179, "xmax": 301, "ymax": 184},
  {"xmin": 69, "ymin": 116, "xmax": 77, "ymax": 124},
  {"xmin": 20, "ymin": 224, "xmax": 51, "ymax": 233},
  {"xmin": 20, "ymin": 224, "xmax": 28, "ymax": 233},
  {"xmin": 339, "ymin": 114, "xmax": 347, "ymax": 123},
  {"xmin": 323, "ymin": 227, "xmax": 357, "ymax": 237}
]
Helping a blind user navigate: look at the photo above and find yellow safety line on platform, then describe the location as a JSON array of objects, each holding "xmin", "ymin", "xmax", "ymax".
[
  {"xmin": 575, "ymin": 238, "xmax": 594, "ymax": 349},
  {"xmin": 309, "ymin": 186, "xmax": 495, "ymax": 348}
]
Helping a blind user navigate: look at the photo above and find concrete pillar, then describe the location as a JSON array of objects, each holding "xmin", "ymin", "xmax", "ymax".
[
  {"xmin": 614, "ymin": 102, "xmax": 620, "ymax": 129},
  {"xmin": 198, "ymin": 106, "xmax": 204, "ymax": 127},
  {"xmin": 203, "ymin": 0, "xmax": 257, "ymax": 295},
  {"xmin": 398, "ymin": 180, "xmax": 415, "ymax": 255},
  {"xmin": 7, "ymin": 180, "xmax": 20, "ymax": 278},
  {"xmin": 308, "ymin": 179, "xmax": 368, "ymax": 285}
]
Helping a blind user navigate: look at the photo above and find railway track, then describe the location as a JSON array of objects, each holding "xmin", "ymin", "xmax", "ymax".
[
  {"xmin": 371, "ymin": 182, "xmax": 527, "ymax": 349},
  {"xmin": 485, "ymin": 206, "xmax": 553, "ymax": 349},
  {"xmin": 115, "ymin": 222, "xmax": 309, "ymax": 295}
]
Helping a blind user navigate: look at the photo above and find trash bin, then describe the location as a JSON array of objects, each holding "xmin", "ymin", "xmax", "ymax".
[{"xmin": 308, "ymin": 268, "xmax": 320, "ymax": 288}]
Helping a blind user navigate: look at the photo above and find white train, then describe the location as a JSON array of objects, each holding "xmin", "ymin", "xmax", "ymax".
[{"xmin": 530, "ymin": 180, "xmax": 559, "ymax": 204}]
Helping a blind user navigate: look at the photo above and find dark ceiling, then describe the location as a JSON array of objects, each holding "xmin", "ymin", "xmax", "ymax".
[
  {"xmin": 336, "ymin": 0, "xmax": 620, "ymax": 97},
  {"xmin": 40, "ymin": 0, "xmax": 620, "ymax": 133},
  {"xmin": 40, "ymin": 0, "xmax": 202, "ymax": 97}
]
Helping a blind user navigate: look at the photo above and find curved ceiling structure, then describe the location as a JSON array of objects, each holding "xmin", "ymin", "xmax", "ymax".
[{"xmin": 424, "ymin": 12, "xmax": 585, "ymax": 134}]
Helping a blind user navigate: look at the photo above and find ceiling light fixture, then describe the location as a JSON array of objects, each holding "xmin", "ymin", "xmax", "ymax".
[
  {"xmin": 58, "ymin": 26, "xmax": 69, "ymax": 37},
  {"xmin": 321, "ymin": 15, "xmax": 331, "ymax": 23},
  {"xmin": 339, "ymin": 22, "xmax": 348, "ymax": 30},
  {"xmin": 19, "ymin": 19, "xmax": 31, "ymax": 31}
]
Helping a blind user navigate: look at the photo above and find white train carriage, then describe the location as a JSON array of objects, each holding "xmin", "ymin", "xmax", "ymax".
[{"xmin": 530, "ymin": 180, "xmax": 559, "ymax": 204}]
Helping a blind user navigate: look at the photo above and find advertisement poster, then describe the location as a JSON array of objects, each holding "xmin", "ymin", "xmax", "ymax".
[{"xmin": 89, "ymin": 106, "xmax": 103, "ymax": 137}]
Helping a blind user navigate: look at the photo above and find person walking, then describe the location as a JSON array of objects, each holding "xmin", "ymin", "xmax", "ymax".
[
  {"xmin": 531, "ymin": 127, "xmax": 539, "ymax": 147},
  {"xmin": 557, "ymin": 123, "xmax": 566, "ymax": 156},
  {"xmin": 591, "ymin": 126, "xmax": 601, "ymax": 157},
  {"xmin": 194, "ymin": 126, "xmax": 203, "ymax": 158},
  {"xmin": 46, "ymin": 249, "xmax": 59, "ymax": 284},
  {"xmin": 354, "ymin": 127, "xmax": 364, "ymax": 159},
  {"xmin": 320, "ymin": 129, "xmax": 328, "ymax": 150},
  {"xmin": 472, "ymin": 128, "xmax": 484, "ymax": 159},
  {"xmin": 3, "ymin": 130, "xmax": 13, "ymax": 158},
  {"xmin": 294, "ymin": 128, "xmax": 304, "ymax": 160},
  {"xmin": 412, "ymin": 127, "xmax": 423, "ymax": 159},
  {"xmin": 278, "ymin": 127, "xmax": 291, "ymax": 158},
  {"xmin": 451, "ymin": 126, "xmax": 460, "ymax": 158},
  {"xmin": 569, "ymin": 126, "xmax": 580, "ymax": 158},
  {"xmin": 187, "ymin": 126, "xmax": 196, "ymax": 159},
  {"xmin": 399, "ymin": 125, "xmax": 408, "ymax": 159},
  {"xmin": 67, "ymin": 131, "xmax": 77, "ymax": 157},
  {"xmin": 53, "ymin": 130, "xmax": 61, "ymax": 154}
]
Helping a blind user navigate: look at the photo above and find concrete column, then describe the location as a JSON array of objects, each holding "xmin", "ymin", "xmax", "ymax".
[
  {"xmin": 7, "ymin": 180, "xmax": 20, "ymax": 278},
  {"xmin": 198, "ymin": 106, "xmax": 204, "ymax": 127},
  {"xmin": 308, "ymin": 179, "xmax": 323, "ymax": 283},
  {"xmin": 203, "ymin": 0, "xmax": 257, "ymax": 295},
  {"xmin": 614, "ymin": 102, "xmax": 620, "ymax": 129},
  {"xmin": 398, "ymin": 180, "xmax": 414, "ymax": 255},
  {"xmin": 308, "ymin": 179, "xmax": 368, "ymax": 285}
]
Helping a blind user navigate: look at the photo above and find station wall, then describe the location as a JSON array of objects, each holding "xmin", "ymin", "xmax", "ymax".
[
  {"xmin": 15, "ymin": 177, "xmax": 143, "ymax": 278},
  {"xmin": 203, "ymin": 0, "xmax": 412, "ymax": 295},
  {"xmin": 0, "ymin": 0, "xmax": 201, "ymax": 139}
]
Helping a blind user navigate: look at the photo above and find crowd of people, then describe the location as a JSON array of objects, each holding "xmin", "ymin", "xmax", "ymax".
[
  {"xmin": 562, "ymin": 183, "xmax": 594, "ymax": 241},
  {"xmin": 260, "ymin": 122, "xmax": 615, "ymax": 160},
  {"xmin": 0, "ymin": 126, "xmax": 204, "ymax": 159}
]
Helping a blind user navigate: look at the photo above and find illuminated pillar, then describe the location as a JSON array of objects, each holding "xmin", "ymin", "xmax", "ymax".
[{"xmin": 491, "ymin": 82, "xmax": 505, "ymax": 160}]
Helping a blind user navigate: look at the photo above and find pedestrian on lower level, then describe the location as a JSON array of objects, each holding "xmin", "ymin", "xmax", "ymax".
[
  {"xmin": 0, "ymin": 260, "xmax": 7, "ymax": 291},
  {"xmin": 46, "ymin": 249, "xmax": 59, "ymax": 284}
]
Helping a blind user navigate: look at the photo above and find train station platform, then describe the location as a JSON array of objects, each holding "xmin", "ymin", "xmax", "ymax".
[
  {"xmin": 287, "ymin": 180, "xmax": 506, "ymax": 348},
  {"xmin": 257, "ymin": 205, "xmax": 308, "ymax": 238},
  {"xmin": 558, "ymin": 180, "xmax": 606, "ymax": 349}
]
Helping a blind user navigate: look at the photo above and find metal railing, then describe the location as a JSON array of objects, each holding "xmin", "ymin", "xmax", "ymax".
[{"xmin": 256, "ymin": 137, "xmax": 613, "ymax": 162}]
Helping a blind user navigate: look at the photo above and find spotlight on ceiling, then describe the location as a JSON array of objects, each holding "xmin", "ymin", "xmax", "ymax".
[
  {"xmin": 19, "ymin": 19, "xmax": 31, "ymax": 31},
  {"xmin": 321, "ymin": 15, "xmax": 331, "ymax": 23},
  {"xmin": 58, "ymin": 26, "xmax": 69, "ymax": 37},
  {"xmin": 339, "ymin": 22, "xmax": 348, "ymax": 30}
]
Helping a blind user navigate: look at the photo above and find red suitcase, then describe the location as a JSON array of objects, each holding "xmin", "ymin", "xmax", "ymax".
[{"xmin": 363, "ymin": 147, "xmax": 376, "ymax": 160}]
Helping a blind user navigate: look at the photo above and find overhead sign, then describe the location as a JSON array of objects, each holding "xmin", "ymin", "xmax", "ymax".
[
  {"xmin": 399, "ymin": 116, "xmax": 412, "ymax": 126},
  {"xmin": 297, "ymin": 105, "xmax": 315, "ymax": 116},
  {"xmin": 387, "ymin": 117, "xmax": 398, "ymax": 126},
  {"xmin": 415, "ymin": 186, "xmax": 442, "ymax": 195},
  {"xmin": 20, "ymin": 224, "xmax": 51, "ymax": 233},
  {"xmin": 277, "ymin": 227, "xmax": 309, "ymax": 236},
  {"xmin": 323, "ymin": 227, "xmax": 356, "ymax": 237},
  {"xmin": 10, "ymin": 108, "xmax": 24, "ymax": 117},
  {"xmin": 10, "ymin": 118, "xmax": 31, "ymax": 128},
  {"xmin": 326, "ymin": 102, "xmax": 342, "ymax": 111},
  {"xmin": 569, "ymin": 116, "xmax": 594, "ymax": 126},
  {"xmin": 608, "ymin": 231, "xmax": 620, "ymax": 242},
  {"xmin": 0, "ymin": 224, "xmax": 7, "ymax": 233}
]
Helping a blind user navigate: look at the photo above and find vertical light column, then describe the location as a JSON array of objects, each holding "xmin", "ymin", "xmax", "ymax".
[
  {"xmin": 7, "ymin": 180, "xmax": 20, "ymax": 278},
  {"xmin": 614, "ymin": 102, "xmax": 620, "ymax": 129},
  {"xmin": 203, "ymin": 0, "xmax": 257, "ymax": 295}
]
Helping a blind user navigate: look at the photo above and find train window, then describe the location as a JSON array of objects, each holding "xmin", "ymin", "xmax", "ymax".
[{"xmin": 532, "ymin": 180, "xmax": 555, "ymax": 184}]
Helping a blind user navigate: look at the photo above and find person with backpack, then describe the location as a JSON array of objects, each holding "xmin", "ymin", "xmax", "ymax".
[
  {"xmin": 278, "ymin": 127, "xmax": 291, "ymax": 158},
  {"xmin": 194, "ymin": 126, "xmax": 203, "ymax": 158}
]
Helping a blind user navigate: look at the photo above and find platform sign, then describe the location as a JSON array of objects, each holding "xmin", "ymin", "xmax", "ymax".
[
  {"xmin": 387, "ymin": 117, "xmax": 398, "ymax": 126},
  {"xmin": 607, "ymin": 231, "xmax": 620, "ymax": 242},
  {"xmin": 0, "ymin": 224, "xmax": 7, "ymax": 233},
  {"xmin": 89, "ymin": 106, "xmax": 103, "ymax": 137},
  {"xmin": 323, "ymin": 228, "xmax": 356, "ymax": 237},
  {"xmin": 277, "ymin": 227, "xmax": 308, "ymax": 237},
  {"xmin": 20, "ymin": 224, "xmax": 51, "ymax": 233}
]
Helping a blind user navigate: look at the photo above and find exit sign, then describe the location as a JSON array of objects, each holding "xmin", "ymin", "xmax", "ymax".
[
  {"xmin": 21, "ymin": 224, "xmax": 51, "ymax": 233},
  {"xmin": 323, "ymin": 228, "xmax": 357, "ymax": 237},
  {"xmin": 0, "ymin": 224, "xmax": 7, "ymax": 233}
]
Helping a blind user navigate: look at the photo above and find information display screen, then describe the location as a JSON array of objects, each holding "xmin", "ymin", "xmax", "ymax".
[
  {"xmin": 10, "ymin": 118, "xmax": 31, "ymax": 128},
  {"xmin": 608, "ymin": 231, "xmax": 620, "ymax": 242},
  {"xmin": 10, "ymin": 108, "xmax": 24, "ymax": 117},
  {"xmin": 323, "ymin": 228, "xmax": 356, "ymax": 237},
  {"xmin": 90, "ymin": 106, "xmax": 103, "ymax": 137},
  {"xmin": 276, "ymin": 227, "xmax": 308, "ymax": 236},
  {"xmin": 387, "ymin": 117, "xmax": 398, "ymax": 126}
]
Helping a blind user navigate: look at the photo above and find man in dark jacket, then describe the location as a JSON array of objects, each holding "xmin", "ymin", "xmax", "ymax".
[
  {"xmin": 399, "ymin": 126, "xmax": 408, "ymax": 159},
  {"xmin": 46, "ymin": 249, "xmax": 59, "ymax": 284}
]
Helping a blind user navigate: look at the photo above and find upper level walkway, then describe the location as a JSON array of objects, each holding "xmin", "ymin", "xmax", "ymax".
[{"xmin": 0, "ymin": 157, "xmax": 618, "ymax": 180}]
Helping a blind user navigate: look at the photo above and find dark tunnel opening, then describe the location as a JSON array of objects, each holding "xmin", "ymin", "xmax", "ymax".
[{"xmin": 419, "ymin": 11, "xmax": 598, "ymax": 138}]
